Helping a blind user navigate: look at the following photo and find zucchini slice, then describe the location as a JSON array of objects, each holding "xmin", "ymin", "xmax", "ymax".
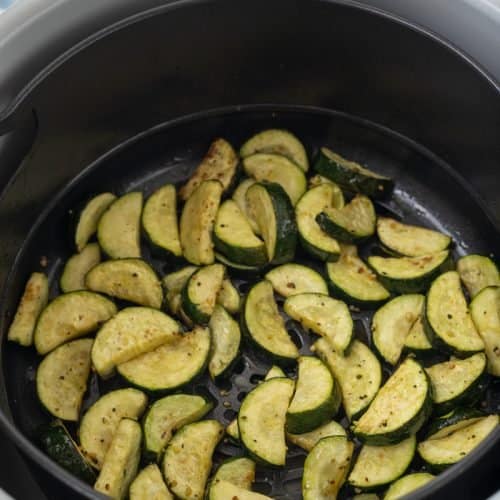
[
  {"xmin": 92, "ymin": 307, "xmax": 180, "ymax": 378},
  {"xmin": 208, "ymin": 305, "xmax": 241, "ymax": 379},
  {"xmin": 232, "ymin": 178, "xmax": 259, "ymax": 234},
  {"xmin": 424, "ymin": 407, "xmax": 486, "ymax": 441},
  {"xmin": 313, "ymin": 147, "xmax": 393, "ymax": 198},
  {"xmin": 94, "ymin": 418, "xmax": 142, "ymax": 500},
  {"xmin": 368, "ymin": 250, "xmax": 452, "ymax": 294},
  {"xmin": 287, "ymin": 356, "xmax": 341, "ymax": 434},
  {"xmin": 34, "ymin": 291, "xmax": 117, "ymax": 355},
  {"xmin": 179, "ymin": 138, "xmax": 238, "ymax": 201},
  {"xmin": 143, "ymin": 394, "xmax": 212, "ymax": 461},
  {"xmin": 216, "ymin": 278, "xmax": 241, "ymax": 314},
  {"xmin": 129, "ymin": 464, "xmax": 173, "ymax": 500},
  {"xmin": 265, "ymin": 365, "xmax": 286, "ymax": 380},
  {"xmin": 295, "ymin": 183, "xmax": 343, "ymax": 261},
  {"xmin": 384, "ymin": 473, "xmax": 435, "ymax": 500},
  {"xmin": 162, "ymin": 266, "xmax": 198, "ymax": 316},
  {"xmin": 348, "ymin": 436, "xmax": 416, "ymax": 490},
  {"xmin": 317, "ymin": 194, "xmax": 376, "ymax": 244},
  {"xmin": 209, "ymin": 480, "xmax": 271, "ymax": 500},
  {"xmin": 242, "ymin": 280, "xmax": 299, "ymax": 363},
  {"xmin": 425, "ymin": 353, "xmax": 487, "ymax": 415},
  {"xmin": 417, "ymin": 414, "xmax": 499, "ymax": 471},
  {"xmin": 226, "ymin": 419, "xmax": 240, "ymax": 441},
  {"xmin": 75, "ymin": 192, "xmax": 116, "ymax": 252},
  {"xmin": 403, "ymin": 315, "xmax": 433, "ymax": 353},
  {"xmin": 377, "ymin": 217, "xmax": 451, "ymax": 257},
  {"xmin": 7, "ymin": 272, "xmax": 48, "ymax": 346},
  {"xmin": 214, "ymin": 251, "xmax": 262, "ymax": 272},
  {"xmin": 457, "ymin": 254, "xmax": 500, "ymax": 298},
  {"xmin": 142, "ymin": 184, "xmax": 182, "ymax": 257},
  {"xmin": 302, "ymin": 435, "xmax": 354, "ymax": 500},
  {"xmin": 470, "ymin": 286, "xmax": 500, "ymax": 376},
  {"xmin": 60, "ymin": 243, "xmax": 101, "ymax": 293},
  {"xmin": 352, "ymin": 358, "xmax": 432, "ymax": 445},
  {"xmin": 97, "ymin": 191, "xmax": 143, "ymax": 259},
  {"xmin": 118, "ymin": 326, "xmax": 210, "ymax": 392},
  {"xmin": 181, "ymin": 264, "xmax": 225, "ymax": 324},
  {"xmin": 242, "ymin": 153, "xmax": 307, "ymax": 205},
  {"xmin": 309, "ymin": 174, "xmax": 338, "ymax": 188},
  {"xmin": 79, "ymin": 388, "xmax": 147, "ymax": 469},
  {"xmin": 162, "ymin": 420, "xmax": 224, "ymax": 499},
  {"xmin": 325, "ymin": 245, "xmax": 390, "ymax": 308},
  {"xmin": 85, "ymin": 258, "xmax": 163, "ymax": 309},
  {"xmin": 266, "ymin": 263, "xmax": 328, "ymax": 297},
  {"xmin": 180, "ymin": 180, "xmax": 223, "ymax": 265},
  {"xmin": 238, "ymin": 378, "xmax": 295, "ymax": 467},
  {"xmin": 425, "ymin": 271, "xmax": 484, "ymax": 356},
  {"xmin": 287, "ymin": 420, "xmax": 346, "ymax": 452},
  {"xmin": 284, "ymin": 293, "xmax": 353, "ymax": 355},
  {"xmin": 39, "ymin": 420, "xmax": 96, "ymax": 484},
  {"xmin": 36, "ymin": 338, "xmax": 92, "ymax": 421},
  {"xmin": 240, "ymin": 129, "xmax": 309, "ymax": 172},
  {"xmin": 313, "ymin": 338, "xmax": 381, "ymax": 421},
  {"xmin": 212, "ymin": 457, "xmax": 256, "ymax": 490},
  {"xmin": 213, "ymin": 200, "xmax": 267, "ymax": 266},
  {"xmin": 371, "ymin": 294, "xmax": 425, "ymax": 365},
  {"xmin": 246, "ymin": 182, "xmax": 297, "ymax": 265}
]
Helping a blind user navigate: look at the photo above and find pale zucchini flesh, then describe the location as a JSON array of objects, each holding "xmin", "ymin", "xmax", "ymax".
[
  {"xmin": 287, "ymin": 420, "xmax": 346, "ymax": 452},
  {"xmin": 232, "ymin": 178, "xmax": 259, "ymax": 234},
  {"xmin": 457, "ymin": 254, "xmax": 500, "ymax": 298},
  {"xmin": 209, "ymin": 480, "xmax": 271, "ymax": 500},
  {"xmin": 216, "ymin": 278, "xmax": 241, "ymax": 314},
  {"xmin": 404, "ymin": 315, "xmax": 433, "ymax": 352},
  {"xmin": 129, "ymin": 463, "xmax": 173, "ymax": 500},
  {"xmin": 92, "ymin": 307, "xmax": 180, "ymax": 378},
  {"xmin": 226, "ymin": 419, "xmax": 240, "ymax": 441},
  {"xmin": 7, "ymin": 272, "xmax": 48, "ymax": 346},
  {"xmin": 212, "ymin": 457, "xmax": 256, "ymax": 490},
  {"xmin": 34, "ymin": 291, "xmax": 117, "ymax": 355},
  {"xmin": 60, "ymin": 243, "xmax": 101, "ymax": 293},
  {"xmin": 265, "ymin": 365, "xmax": 286, "ymax": 380},
  {"xmin": 162, "ymin": 266, "xmax": 198, "ymax": 316},
  {"xmin": 85, "ymin": 258, "xmax": 163, "ymax": 309},
  {"xmin": 384, "ymin": 473, "xmax": 435, "ymax": 500},
  {"xmin": 265, "ymin": 263, "xmax": 328, "ymax": 297}
]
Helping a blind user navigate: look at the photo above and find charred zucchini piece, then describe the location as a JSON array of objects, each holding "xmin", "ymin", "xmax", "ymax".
[
  {"xmin": 457, "ymin": 254, "xmax": 500, "ymax": 298},
  {"xmin": 216, "ymin": 278, "xmax": 241, "ymax": 314},
  {"xmin": 266, "ymin": 263, "xmax": 328, "ymax": 297},
  {"xmin": 404, "ymin": 315, "xmax": 433, "ymax": 354},
  {"xmin": 211, "ymin": 457, "xmax": 256, "ymax": 490},
  {"xmin": 129, "ymin": 464, "xmax": 173, "ymax": 500},
  {"xmin": 424, "ymin": 407, "xmax": 486, "ymax": 440},
  {"xmin": 384, "ymin": 473, "xmax": 435, "ymax": 500},
  {"xmin": 232, "ymin": 178, "xmax": 259, "ymax": 234},
  {"xmin": 287, "ymin": 420, "xmax": 346, "ymax": 451},
  {"xmin": 162, "ymin": 266, "xmax": 198, "ymax": 316},
  {"xmin": 209, "ymin": 481, "xmax": 271, "ymax": 500},
  {"xmin": 60, "ymin": 243, "xmax": 101, "ymax": 293},
  {"xmin": 214, "ymin": 252, "xmax": 262, "ymax": 272}
]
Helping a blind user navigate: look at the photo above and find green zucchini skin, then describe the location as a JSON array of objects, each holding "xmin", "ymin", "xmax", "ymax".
[{"xmin": 423, "ymin": 407, "xmax": 486, "ymax": 440}]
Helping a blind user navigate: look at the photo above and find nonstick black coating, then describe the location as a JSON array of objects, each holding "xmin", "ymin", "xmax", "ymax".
[{"xmin": 2, "ymin": 106, "xmax": 499, "ymax": 499}]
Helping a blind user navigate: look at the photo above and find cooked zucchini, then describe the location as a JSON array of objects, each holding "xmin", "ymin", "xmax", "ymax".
[
  {"xmin": 34, "ymin": 291, "xmax": 117, "ymax": 355},
  {"xmin": 75, "ymin": 192, "xmax": 116, "ymax": 252},
  {"xmin": 118, "ymin": 326, "xmax": 210, "ymax": 392},
  {"xmin": 325, "ymin": 245, "xmax": 390, "ymax": 308},
  {"xmin": 470, "ymin": 286, "xmax": 500, "ymax": 376},
  {"xmin": 212, "ymin": 457, "xmax": 255, "ymax": 490},
  {"xmin": 225, "ymin": 419, "xmax": 240, "ymax": 441},
  {"xmin": 242, "ymin": 153, "xmax": 307, "ymax": 205},
  {"xmin": 384, "ymin": 473, "xmax": 435, "ymax": 500},
  {"xmin": 129, "ymin": 464, "xmax": 173, "ymax": 500},
  {"xmin": 265, "ymin": 365, "xmax": 286, "ymax": 380},
  {"xmin": 266, "ymin": 263, "xmax": 328, "ymax": 297},
  {"xmin": 232, "ymin": 178, "xmax": 259, "ymax": 234},
  {"xmin": 39, "ymin": 420, "xmax": 96, "ymax": 484},
  {"xmin": 143, "ymin": 394, "xmax": 212, "ymax": 461},
  {"xmin": 352, "ymin": 358, "xmax": 432, "ymax": 445},
  {"xmin": 317, "ymin": 194, "xmax": 376, "ymax": 244},
  {"xmin": 216, "ymin": 278, "xmax": 241, "ymax": 314},
  {"xmin": 79, "ymin": 388, "xmax": 147, "ymax": 469},
  {"xmin": 179, "ymin": 138, "xmax": 238, "ymax": 201},
  {"xmin": 295, "ymin": 183, "xmax": 343, "ymax": 261},
  {"xmin": 97, "ymin": 191, "xmax": 143, "ymax": 259},
  {"xmin": 368, "ymin": 250, "xmax": 452, "ymax": 294},
  {"xmin": 94, "ymin": 418, "xmax": 142, "ymax": 500},
  {"xmin": 142, "ymin": 184, "xmax": 182, "ymax": 257},
  {"xmin": 457, "ymin": 254, "xmax": 500, "ymax": 298},
  {"xmin": 240, "ymin": 129, "xmax": 309, "ymax": 171},
  {"xmin": 162, "ymin": 420, "xmax": 224, "ymax": 499},
  {"xmin": 209, "ymin": 480, "xmax": 271, "ymax": 500},
  {"xmin": 36, "ymin": 338, "xmax": 92, "ymax": 421},
  {"xmin": 417, "ymin": 414, "xmax": 499, "ymax": 471},
  {"xmin": 377, "ymin": 217, "xmax": 451, "ymax": 257},
  {"xmin": 313, "ymin": 338, "xmax": 381, "ymax": 421},
  {"xmin": 308, "ymin": 174, "xmax": 337, "ymax": 188},
  {"xmin": 287, "ymin": 356, "xmax": 340, "ymax": 434},
  {"xmin": 60, "ymin": 243, "xmax": 101, "ymax": 293},
  {"xmin": 302, "ymin": 436, "xmax": 353, "ymax": 500},
  {"xmin": 425, "ymin": 353, "xmax": 487, "ymax": 415},
  {"xmin": 242, "ymin": 280, "xmax": 299, "ymax": 363},
  {"xmin": 371, "ymin": 294, "xmax": 424, "ymax": 365},
  {"xmin": 284, "ymin": 293, "xmax": 353, "ymax": 355},
  {"xmin": 287, "ymin": 420, "xmax": 346, "ymax": 451},
  {"xmin": 403, "ymin": 315, "xmax": 433, "ymax": 353},
  {"xmin": 85, "ymin": 258, "xmax": 163, "ymax": 309},
  {"xmin": 238, "ymin": 377, "xmax": 294, "ymax": 467},
  {"xmin": 181, "ymin": 264, "xmax": 225, "ymax": 324},
  {"xmin": 208, "ymin": 305, "xmax": 241, "ymax": 379},
  {"xmin": 213, "ymin": 200, "xmax": 267, "ymax": 266},
  {"xmin": 92, "ymin": 307, "xmax": 180, "ymax": 378},
  {"xmin": 424, "ymin": 407, "xmax": 486, "ymax": 441},
  {"xmin": 7, "ymin": 272, "xmax": 48, "ymax": 346},
  {"xmin": 348, "ymin": 436, "xmax": 416, "ymax": 490},
  {"xmin": 246, "ymin": 182, "xmax": 297, "ymax": 265},
  {"xmin": 425, "ymin": 271, "xmax": 484, "ymax": 356},
  {"xmin": 313, "ymin": 147, "xmax": 393, "ymax": 198},
  {"xmin": 162, "ymin": 266, "xmax": 198, "ymax": 316},
  {"xmin": 214, "ymin": 252, "xmax": 262, "ymax": 272}
]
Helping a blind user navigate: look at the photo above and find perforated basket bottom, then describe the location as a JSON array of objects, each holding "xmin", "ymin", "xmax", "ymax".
[{"xmin": 3, "ymin": 106, "xmax": 499, "ymax": 499}]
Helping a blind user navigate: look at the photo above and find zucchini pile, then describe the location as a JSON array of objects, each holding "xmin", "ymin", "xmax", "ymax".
[{"xmin": 7, "ymin": 129, "xmax": 500, "ymax": 500}]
